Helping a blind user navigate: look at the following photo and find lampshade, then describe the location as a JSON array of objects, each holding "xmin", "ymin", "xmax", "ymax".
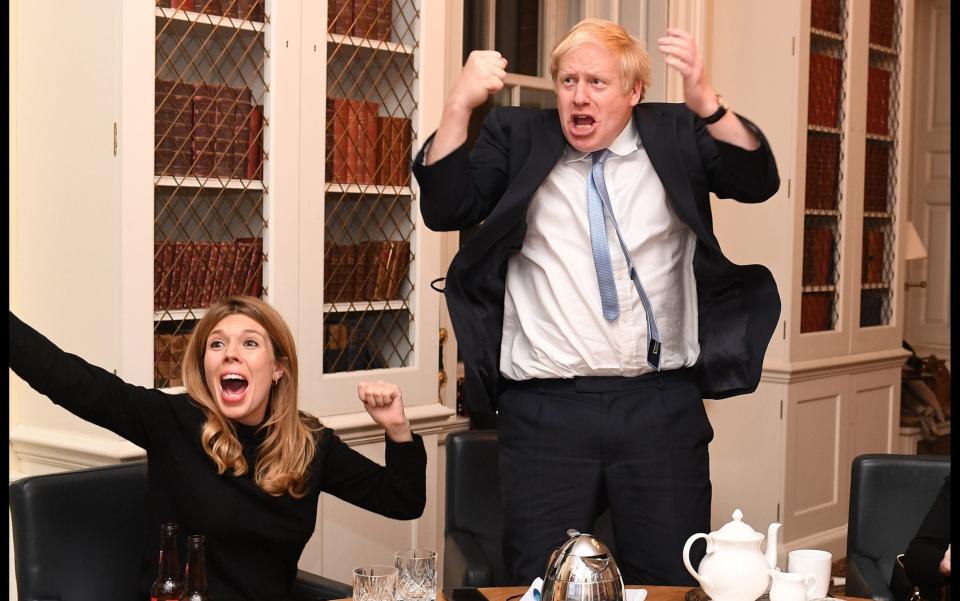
[{"xmin": 903, "ymin": 221, "xmax": 927, "ymax": 261}]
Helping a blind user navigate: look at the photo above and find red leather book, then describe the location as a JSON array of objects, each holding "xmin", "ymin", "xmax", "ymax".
[
  {"xmin": 237, "ymin": 236, "xmax": 264, "ymax": 298},
  {"xmin": 385, "ymin": 240, "xmax": 410, "ymax": 299},
  {"xmin": 396, "ymin": 117, "xmax": 411, "ymax": 186},
  {"xmin": 863, "ymin": 140, "xmax": 889, "ymax": 212},
  {"xmin": 374, "ymin": 0, "xmax": 392, "ymax": 41},
  {"xmin": 866, "ymin": 67, "xmax": 891, "ymax": 135},
  {"xmin": 170, "ymin": 241, "xmax": 193, "ymax": 309},
  {"xmin": 810, "ymin": 0, "xmax": 840, "ymax": 33},
  {"xmin": 807, "ymin": 53, "xmax": 841, "ymax": 128},
  {"xmin": 183, "ymin": 242, "xmax": 205, "ymax": 309},
  {"xmin": 326, "ymin": 98, "xmax": 352, "ymax": 183},
  {"xmin": 232, "ymin": 88, "xmax": 252, "ymax": 180},
  {"xmin": 154, "ymin": 241, "xmax": 166, "ymax": 309},
  {"xmin": 329, "ymin": 0, "xmax": 353, "ymax": 35},
  {"xmin": 802, "ymin": 228, "xmax": 834, "ymax": 286},
  {"xmin": 869, "ymin": 0, "xmax": 895, "ymax": 47},
  {"xmin": 208, "ymin": 241, "xmax": 233, "ymax": 305},
  {"xmin": 862, "ymin": 230, "xmax": 886, "ymax": 284},
  {"xmin": 375, "ymin": 116, "xmax": 391, "ymax": 185},
  {"xmin": 156, "ymin": 80, "xmax": 195, "ymax": 176},
  {"xmin": 324, "ymin": 242, "xmax": 356, "ymax": 302},
  {"xmin": 196, "ymin": 0, "xmax": 224, "ymax": 17},
  {"xmin": 171, "ymin": 0, "xmax": 195, "ymax": 10},
  {"xmin": 346, "ymin": 100, "xmax": 361, "ymax": 183},
  {"xmin": 804, "ymin": 132, "xmax": 840, "ymax": 210},
  {"xmin": 227, "ymin": 239, "xmax": 254, "ymax": 297},
  {"xmin": 246, "ymin": 104, "xmax": 263, "ymax": 180},
  {"xmin": 801, "ymin": 292, "xmax": 832, "ymax": 333},
  {"xmin": 351, "ymin": 0, "xmax": 377, "ymax": 39}
]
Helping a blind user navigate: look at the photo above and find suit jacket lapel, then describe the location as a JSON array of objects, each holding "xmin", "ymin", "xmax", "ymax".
[{"xmin": 634, "ymin": 104, "xmax": 713, "ymax": 244}]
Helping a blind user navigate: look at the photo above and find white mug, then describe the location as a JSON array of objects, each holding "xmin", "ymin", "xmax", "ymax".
[{"xmin": 787, "ymin": 549, "xmax": 832, "ymax": 600}]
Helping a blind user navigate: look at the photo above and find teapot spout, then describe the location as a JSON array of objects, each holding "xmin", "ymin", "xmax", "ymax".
[{"xmin": 765, "ymin": 522, "xmax": 782, "ymax": 568}]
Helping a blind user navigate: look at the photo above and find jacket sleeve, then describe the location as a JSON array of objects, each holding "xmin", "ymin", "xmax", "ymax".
[
  {"xmin": 904, "ymin": 475, "xmax": 951, "ymax": 592},
  {"xmin": 9, "ymin": 310, "xmax": 157, "ymax": 448},
  {"xmin": 318, "ymin": 430, "xmax": 427, "ymax": 520},
  {"xmin": 413, "ymin": 108, "xmax": 513, "ymax": 232},
  {"xmin": 696, "ymin": 112, "xmax": 781, "ymax": 203}
]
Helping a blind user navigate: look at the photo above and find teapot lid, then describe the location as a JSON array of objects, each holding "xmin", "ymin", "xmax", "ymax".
[
  {"xmin": 712, "ymin": 509, "xmax": 764, "ymax": 541},
  {"xmin": 544, "ymin": 529, "xmax": 621, "ymax": 584},
  {"xmin": 560, "ymin": 530, "xmax": 611, "ymax": 558}
]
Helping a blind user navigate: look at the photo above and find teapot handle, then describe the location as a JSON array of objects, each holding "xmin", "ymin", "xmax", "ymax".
[
  {"xmin": 682, "ymin": 533, "xmax": 713, "ymax": 588},
  {"xmin": 803, "ymin": 574, "xmax": 818, "ymax": 594}
]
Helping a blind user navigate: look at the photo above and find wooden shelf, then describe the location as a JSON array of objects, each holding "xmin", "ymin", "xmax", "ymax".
[
  {"xmin": 327, "ymin": 33, "xmax": 414, "ymax": 55},
  {"xmin": 155, "ymin": 7, "xmax": 265, "ymax": 32},
  {"xmin": 861, "ymin": 282, "xmax": 890, "ymax": 290},
  {"xmin": 324, "ymin": 300, "xmax": 409, "ymax": 313},
  {"xmin": 811, "ymin": 27, "xmax": 843, "ymax": 41},
  {"xmin": 155, "ymin": 176, "xmax": 265, "ymax": 190},
  {"xmin": 808, "ymin": 124, "xmax": 842, "ymax": 135},
  {"xmin": 805, "ymin": 208, "xmax": 841, "ymax": 217},
  {"xmin": 155, "ymin": 308, "xmax": 206, "ymax": 322},
  {"xmin": 869, "ymin": 43, "xmax": 898, "ymax": 56},
  {"xmin": 863, "ymin": 211, "xmax": 893, "ymax": 219},
  {"xmin": 866, "ymin": 132, "xmax": 894, "ymax": 142},
  {"xmin": 325, "ymin": 183, "xmax": 412, "ymax": 195},
  {"xmin": 802, "ymin": 285, "xmax": 837, "ymax": 293}
]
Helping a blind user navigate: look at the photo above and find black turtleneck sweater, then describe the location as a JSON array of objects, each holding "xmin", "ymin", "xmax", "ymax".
[{"xmin": 9, "ymin": 312, "xmax": 427, "ymax": 601}]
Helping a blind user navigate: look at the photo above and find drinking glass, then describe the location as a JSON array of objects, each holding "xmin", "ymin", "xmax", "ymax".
[
  {"xmin": 353, "ymin": 565, "xmax": 399, "ymax": 601},
  {"xmin": 394, "ymin": 549, "xmax": 438, "ymax": 601}
]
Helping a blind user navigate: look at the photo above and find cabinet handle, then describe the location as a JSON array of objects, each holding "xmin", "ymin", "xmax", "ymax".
[{"xmin": 905, "ymin": 280, "xmax": 927, "ymax": 289}]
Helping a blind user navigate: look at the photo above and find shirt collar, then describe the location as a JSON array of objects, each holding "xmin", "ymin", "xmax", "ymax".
[{"xmin": 563, "ymin": 116, "xmax": 641, "ymax": 164}]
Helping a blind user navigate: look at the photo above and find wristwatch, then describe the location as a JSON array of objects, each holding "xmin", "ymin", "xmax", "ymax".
[{"xmin": 700, "ymin": 94, "xmax": 728, "ymax": 125}]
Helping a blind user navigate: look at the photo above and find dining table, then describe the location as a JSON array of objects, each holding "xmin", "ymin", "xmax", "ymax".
[{"xmin": 342, "ymin": 586, "xmax": 870, "ymax": 601}]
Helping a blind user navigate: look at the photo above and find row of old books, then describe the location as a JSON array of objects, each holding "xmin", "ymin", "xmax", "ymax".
[
  {"xmin": 862, "ymin": 229, "xmax": 886, "ymax": 285},
  {"xmin": 156, "ymin": 79, "xmax": 264, "ymax": 180},
  {"xmin": 810, "ymin": 0, "xmax": 841, "ymax": 33},
  {"xmin": 155, "ymin": 333, "xmax": 189, "ymax": 388},
  {"xmin": 160, "ymin": 0, "xmax": 265, "ymax": 21},
  {"xmin": 328, "ymin": 0, "xmax": 391, "ymax": 41},
  {"xmin": 808, "ymin": 53, "xmax": 842, "ymax": 128},
  {"xmin": 325, "ymin": 240, "xmax": 410, "ymax": 303},
  {"xmin": 326, "ymin": 98, "xmax": 412, "ymax": 186},
  {"xmin": 864, "ymin": 139, "xmax": 890, "ymax": 212},
  {"xmin": 801, "ymin": 292, "xmax": 833, "ymax": 333},
  {"xmin": 323, "ymin": 320, "xmax": 387, "ymax": 373},
  {"xmin": 155, "ymin": 238, "xmax": 264, "ymax": 311},
  {"xmin": 811, "ymin": 0, "xmax": 895, "ymax": 47},
  {"xmin": 866, "ymin": 67, "xmax": 891, "ymax": 136}
]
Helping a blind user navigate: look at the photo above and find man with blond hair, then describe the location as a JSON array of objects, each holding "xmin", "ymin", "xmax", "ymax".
[{"xmin": 414, "ymin": 19, "xmax": 780, "ymax": 584}]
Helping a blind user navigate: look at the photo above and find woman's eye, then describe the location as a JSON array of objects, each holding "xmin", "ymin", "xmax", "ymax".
[
  {"xmin": 244, "ymin": 339, "xmax": 259, "ymax": 348},
  {"xmin": 208, "ymin": 340, "xmax": 224, "ymax": 350}
]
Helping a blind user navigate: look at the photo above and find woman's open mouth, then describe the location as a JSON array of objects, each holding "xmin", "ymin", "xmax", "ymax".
[{"xmin": 220, "ymin": 373, "xmax": 249, "ymax": 403}]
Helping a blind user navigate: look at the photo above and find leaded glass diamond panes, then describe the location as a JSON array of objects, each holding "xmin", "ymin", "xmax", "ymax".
[
  {"xmin": 860, "ymin": 0, "xmax": 901, "ymax": 327},
  {"xmin": 153, "ymin": 1, "xmax": 269, "ymax": 387},
  {"xmin": 801, "ymin": 0, "xmax": 847, "ymax": 333},
  {"xmin": 323, "ymin": 0, "xmax": 420, "ymax": 372}
]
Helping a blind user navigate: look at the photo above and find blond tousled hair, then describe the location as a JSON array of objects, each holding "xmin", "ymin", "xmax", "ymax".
[
  {"xmin": 549, "ymin": 18, "xmax": 653, "ymax": 100},
  {"xmin": 182, "ymin": 295, "xmax": 323, "ymax": 498}
]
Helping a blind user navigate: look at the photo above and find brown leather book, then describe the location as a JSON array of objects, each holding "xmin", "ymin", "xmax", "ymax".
[
  {"xmin": 207, "ymin": 241, "xmax": 232, "ymax": 305},
  {"xmin": 329, "ymin": 0, "xmax": 353, "ymax": 35},
  {"xmin": 171, "ymin": 0, "xmax": 195, "ymax": 10},
  {"xmin": 246, "ymin": 104, "xmax": 263, "ymax": 180},
  {"xmin": 866, "ymin": 67, "xmax": 891, "ymax": 136},
  {"xmin": 192, "ymin": 83, "xmax": 218, "ymax": 177},
  {"xmin": 230, "ymin": 87, "xmax": 252, "ymax": 180},
  {"xmin": 385, "ymin": 240, "xmax": 410, "ymax": 299},
  {"xmin": 346, "ymin": 99, "xmax": 361, "ymax": 183},
  {"xmin": 807, "ymin": 53, "xmax": 841, "ymax": 128},
  {"xmin": 198, "ymin": 242, "xmax": 223, "ymax": 308},
  {"xmin": 234, "ymin": 0, "xmax": 264, "ymax": 21},
  {"xmin": 371, "ymin": 241, "xmax": 396, "ymax": 300},
  {"xmin": 170, "ymin": 241, "xmax": 192, "ymax": 309},
  {"xmin": 227, "ymin": 239, "xmax": 254, "ymax": 297},
  {"xmin": 157, "ymin": 241, "xmax": 176, "ymax": 310},
  {"xmin": 156, "ymin": 80, "xmax": 195, "ymax": 176},
  {"xmin": 183, "ymin": 242, "xmax": 205, "ymax": 309},
  {"xmin": 189, "ymin": 242, "xmax": 212, "ymax": 308},
  {"xmin": 326, "ymin": 98, "xmax": 352, "ymax": 183},
  {"xmin": 213, "ymin": 84, "xmax": 237, "ymax": 178},
  {"xmin": 154, "ymin": 241, "xmax": 166, "ymax": 309},
  {"xmin": 356, "ymin": 100, "xmax": 379, "ymax": 184},
  {"xmin": 325, "ymin": 242, "xmax": 356, "ymax": 302},
  {"xmin": 243, "ymin": 236, "xmax": 264, "ymax": 297},
  {"xmin": 351, "ymin": 0, "xmax": 377, "ymax": 39},
  {"xmin": 196, "ymin": 0, "xmax": 223, "ymax": 17},
  {"xmin": 396, "ymin": 117, "xmax": 411, "ymax": 186}
]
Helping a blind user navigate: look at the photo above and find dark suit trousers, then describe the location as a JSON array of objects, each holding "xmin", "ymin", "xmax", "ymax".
[{"xmin": 497, "ymin": 368, "xmax": 713, "ymax": 586}]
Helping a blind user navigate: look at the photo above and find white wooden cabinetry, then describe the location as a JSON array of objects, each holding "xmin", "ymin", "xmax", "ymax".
[
  {"xmin": 704, "ymin": 0, "xmax": 915, "ymax": 560},
  {"xmin": 9, "ymin": 0, "xmax": 465, "ymax": 586}
]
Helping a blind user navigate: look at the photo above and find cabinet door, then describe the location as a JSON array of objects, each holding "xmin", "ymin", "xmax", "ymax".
[
  {"xmin": 151, "ymin": 1, "xmax": 272, "ymax": 389},
  {"xmin": 294, "ymin": 0, "xmax": 449, "ymax": 416}
]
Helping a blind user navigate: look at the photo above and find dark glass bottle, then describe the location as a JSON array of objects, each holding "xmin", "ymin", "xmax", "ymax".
[
  {"xmin": 150, "ymin": 522, "xmax": 184, "ymax": 601},
  {"xmin": 181, "ymin": 534, "xmax": 213, "ymax": 601}
]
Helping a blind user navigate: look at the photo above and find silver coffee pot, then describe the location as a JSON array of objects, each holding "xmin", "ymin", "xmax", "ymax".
[{"xmin": 541, "ymin": 529, "xmax": 624, "ymax": 601}]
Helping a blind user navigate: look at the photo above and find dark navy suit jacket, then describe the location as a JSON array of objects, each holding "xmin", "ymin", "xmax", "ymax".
[{"xmin": 413, "ymin": 103, "xmax": 781, "ymax": 428}]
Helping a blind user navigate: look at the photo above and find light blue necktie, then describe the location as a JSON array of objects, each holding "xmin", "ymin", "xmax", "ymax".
[
  {"xmin": 587, "ymin": 150, "xmax": 620, "ymax": 321},
  {"xmin": 587, "ymin": 149, "xmax": 663, "ymax": 370}
]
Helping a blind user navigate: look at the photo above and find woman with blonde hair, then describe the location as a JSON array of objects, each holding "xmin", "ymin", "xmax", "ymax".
[{"xmin": 9, "ymin": 295, "xmax": 426, "ymax": 601}]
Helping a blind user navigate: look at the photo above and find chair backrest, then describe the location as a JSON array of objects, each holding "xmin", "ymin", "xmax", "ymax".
[
  {"xmin": 846, "ymin": 453, "xmax": 950, "ymax": 596},
  {"xmin": 9, "ymin": 461, "xmax": 151, "ymax": 601},
  {"xmin": 444, "ymin": 430, "xmax": 618, "ymax": 588}
]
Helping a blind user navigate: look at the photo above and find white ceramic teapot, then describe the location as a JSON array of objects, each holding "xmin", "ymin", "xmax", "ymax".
[{"xmin": 682, "ymin": 509, "xmax": 782, "ymax": 601}]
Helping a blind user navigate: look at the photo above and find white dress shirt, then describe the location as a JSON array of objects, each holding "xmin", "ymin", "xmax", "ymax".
[{"xmin": 499, "ymin": 118, "xmax": 700, "ymax": 380}]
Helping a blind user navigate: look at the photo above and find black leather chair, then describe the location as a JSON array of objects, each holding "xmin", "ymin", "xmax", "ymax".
[
  {"xmin": 444, "ymin": 430, "xmax": 617, "ymax": 589},
  {"xmin": 846, "ymin": 453, "xmax": 950, "ymax": 601},
  {"xmin": 9, "ymin": 460, "xmax": 352, "ymax": 601}
]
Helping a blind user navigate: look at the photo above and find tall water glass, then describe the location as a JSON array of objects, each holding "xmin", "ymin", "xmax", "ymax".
[
  {"xmin": 353, "ymin": 565, "xmax": 399, "ymax": 601},
  {"xmin": 394, "ymin": 549, "xmax": 438, "ymax": 601}
]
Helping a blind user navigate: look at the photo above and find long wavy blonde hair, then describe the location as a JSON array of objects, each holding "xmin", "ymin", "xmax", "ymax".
[{"xmin": 182, "ymin": 295, "xmax": 323, "ymax": 498}]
